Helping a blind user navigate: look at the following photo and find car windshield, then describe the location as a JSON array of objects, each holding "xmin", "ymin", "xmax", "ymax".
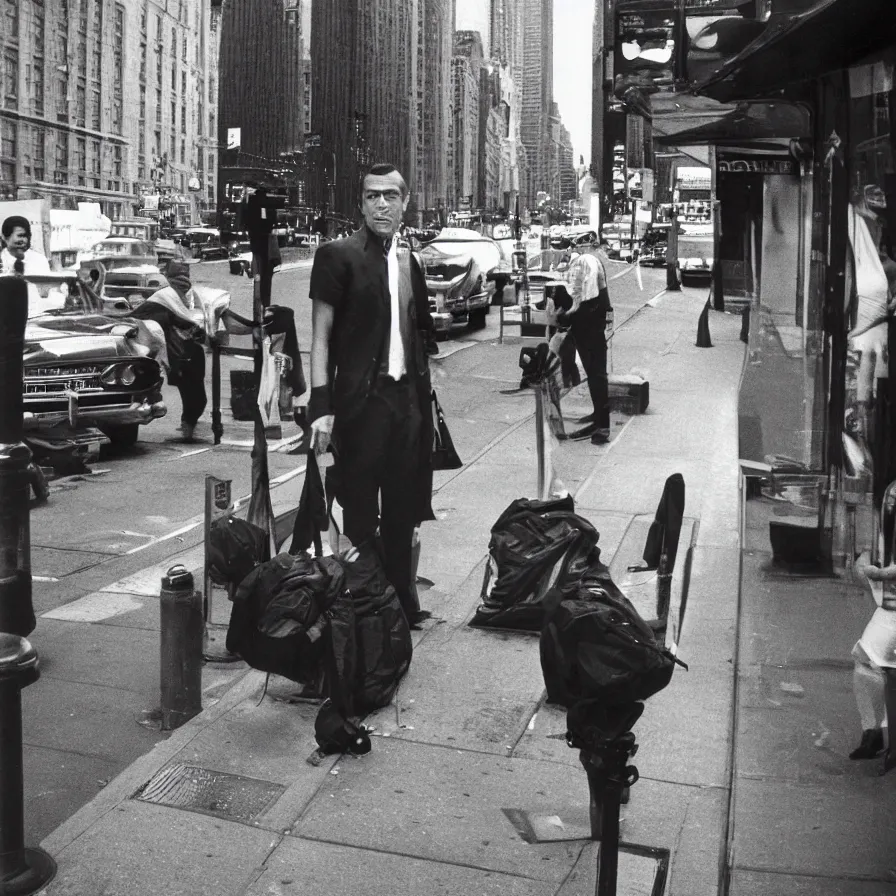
[
  {"xmin": 92, "ymin": 240, "xmax": 154, "ymax": 256},
  {"xmin": 25, "ymin": 277, "xmax": 101, "ymax": 319}
]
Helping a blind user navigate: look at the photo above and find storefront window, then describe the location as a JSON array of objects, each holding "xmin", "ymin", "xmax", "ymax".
[{"xmin": 842, "ymin": 56, "xmax": 895, "ymax": 510}]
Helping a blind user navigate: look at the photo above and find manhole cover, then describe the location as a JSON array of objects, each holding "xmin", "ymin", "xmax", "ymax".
[{"xmin": 134, "ymin": 764, "xmax": 285, "ymax": 822}]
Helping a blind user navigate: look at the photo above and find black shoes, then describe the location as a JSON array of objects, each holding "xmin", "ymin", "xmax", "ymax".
[
  {"xmin": 561, "ymin": 422, "xmax": 610, "ymax": 444},
  {"xmin": 408, "ymin": 609, "xmax": 432, "ymax": 630},
  {"xmin": 849, "ymin": 728, "xmax": 885, "ymax": 759}
]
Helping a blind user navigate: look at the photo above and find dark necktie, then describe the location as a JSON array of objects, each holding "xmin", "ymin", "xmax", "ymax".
[{"xmin": 13, "ymin": 259, "xmax": 24, "ymax": 275}]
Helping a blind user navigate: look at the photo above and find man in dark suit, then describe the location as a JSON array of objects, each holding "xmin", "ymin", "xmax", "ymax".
[{"xmin": 307, "ymin": 163, "xmax": 435, "ymax": 626}]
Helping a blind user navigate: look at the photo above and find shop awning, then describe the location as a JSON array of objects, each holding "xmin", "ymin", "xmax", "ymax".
[
  {"xmin": 696, "ymin": 0, "xmax": 896, "ymax": 102},
  {"xmin": 654, "ymin": 101, "xmax": 812, "ymax": 146}
]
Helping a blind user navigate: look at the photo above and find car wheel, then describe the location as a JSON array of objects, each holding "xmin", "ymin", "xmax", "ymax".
[
  {"xmin": 103, "ymin": 423, "xmax": 140, "ymax": 448},
  {"xmin": 469, "ymin": 308, "xmax": 487, "ymax": 331}
]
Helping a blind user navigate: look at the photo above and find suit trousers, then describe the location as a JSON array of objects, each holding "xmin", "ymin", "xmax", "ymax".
[
  {"xmin": 175, "ymin": 341, "xmax": 207, "ymax": 426},
  {"xmin": 335, "ymin": 376, "xmax": 423, "ymax": 619},
  {"xmin": 568, "ymin": 301, "xmax": 610, "ymax": 431}
]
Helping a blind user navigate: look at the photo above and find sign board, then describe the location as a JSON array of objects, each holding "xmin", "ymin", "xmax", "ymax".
[
  {"xmin": 640, "ymin": 169, "xmax": 655, "ymax": 203},
  {"xmin": 716, "ymin": 155, "xmax": 797, "ymax": 175},
  {"xmin": 226, "ymin": 127, "xmax": 241, "ymax": 150},
  {"xmin": 304, "ymin": 132, "xmax": 321, "ymax": 149}
]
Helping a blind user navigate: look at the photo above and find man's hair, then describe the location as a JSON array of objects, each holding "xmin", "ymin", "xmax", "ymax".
[
  {"xmin": 2, "ymin": 215, "xmax": 31, "ymax": 240},
  {"xmin": 363, "ymin": 163, "xmax": 408, "ymax": 198}
]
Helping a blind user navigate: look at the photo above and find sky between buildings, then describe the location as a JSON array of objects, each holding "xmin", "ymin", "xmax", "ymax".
[{"xmin": 455, "ymin": 0, "xmax": 593, "ymax": 166}]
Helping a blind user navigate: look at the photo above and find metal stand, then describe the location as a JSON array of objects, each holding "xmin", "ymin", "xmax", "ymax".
[
  {"xmin": 567, "ymin": 702, "xmax": 643, "ymax": 896},
  {"xmin": 0, "ymin": 635, "xmax": 56, "ymax": 894},
  {"xmin": 202, "ymin": 477, "xmax": 240, "ymax": 662},
  {"xmin": 211, "ymin": 341, "xmax": 223, "ymax": 445}
]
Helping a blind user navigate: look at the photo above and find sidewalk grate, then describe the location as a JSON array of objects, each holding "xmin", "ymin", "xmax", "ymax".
[{"xmin": 134, "ymin": 763, "xmax": 285, "ymax": 822}]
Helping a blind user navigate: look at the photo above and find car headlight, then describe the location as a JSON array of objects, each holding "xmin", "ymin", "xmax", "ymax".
[{"xmin": 100, "ymin": 360, "xmax": 157, "ymax": 389}]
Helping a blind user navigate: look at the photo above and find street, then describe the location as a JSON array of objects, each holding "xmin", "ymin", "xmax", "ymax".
[{"xmin": 21, "ymin": 253, "xmax": 669, "ymax": 843}]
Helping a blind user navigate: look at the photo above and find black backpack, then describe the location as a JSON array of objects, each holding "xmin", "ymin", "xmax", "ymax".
[
  {"xmin": 208, "ymin": 516, "xmax": 270, "ymax": 589},
  {"xmin": 342, "ymin": 541, "xmax": 413, "ymax": 713},
  {"xmin": 471, "ymin": 496, "xmax": 603, "ymax": 631},
  {"xmin": 540, "ymin": 576, "xmax": 687, "ymax": 707}
]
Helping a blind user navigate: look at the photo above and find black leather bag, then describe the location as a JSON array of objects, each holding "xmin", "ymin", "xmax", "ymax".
[{"xmin": 431, "ymin": 390, "xmax": 462, "ymax": 471}]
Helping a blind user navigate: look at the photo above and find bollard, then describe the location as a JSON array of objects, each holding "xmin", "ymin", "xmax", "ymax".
[
  {"xmin": 0, "ymin": 277, "xmax": 36, "ymax": 638},
  {"xmin": 0, "ymin": 634, "xmax": 56, "ymax": 894},
  {"xmin": 695, "ymin": 298, "xmax": 713, "ymax": 348},
  {"xmin": 159, "ymin": 565, "xmax": 203, "ymax": 731}
]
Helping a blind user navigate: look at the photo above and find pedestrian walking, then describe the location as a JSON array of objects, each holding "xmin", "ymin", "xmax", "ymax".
[
  {"xmin": 307, "ymin": 163, "xmax": 436, "ymax": 627},
  {"xmin": 128, "ymin": 260, "xmax": 207, "ymax": 441},
  {"xmin": 552, "ymin": 244, "xmax": 613, "ymax": 444}
]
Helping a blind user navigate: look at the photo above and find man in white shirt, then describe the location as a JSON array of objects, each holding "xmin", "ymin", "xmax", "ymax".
[
  {"xmin": 1, "ymin": 216, "xmax": 51, "ymax": 275},
  {"xmin": 553, "ymin": 244, "xmax": 613, "ymax": 444}
]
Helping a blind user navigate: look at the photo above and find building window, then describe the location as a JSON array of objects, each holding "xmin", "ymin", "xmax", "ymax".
[
  {"xmin": 74, "ymin": 137, "xmax": 86, "ymax": 171},
  {"xmin": 77, "ymin": 0, "xmax": 87, "ymax": 34},
  {"xmin": 2, "ymin": 49, "xmax": 18, "ymax": 110},
  {"xmin": 155, "ymin": 45, "xmax": 162, "ymax": 87},
  {"xmin": 155, "ymin": 88, "xmax": 161, "ymax": 124},
  {"xmin": 75, "ymin": 80, "xmax": 85, "ymax": 126},
  {"xmin": 1, "ymin": 119, "xmax": 15, "ymax": 159},
  {"xmin": 155, "ymin": 14, "xmax": 162, "ymax": 41},
  {"xmin": 33, "ymin": 61, "xmax": 44, "ymax": 115},
  {"xmin": 33, "ymin": 128, "xmax": 45, "ymax": 180},
  {"xmin": 139, "ymin": 85, "xmax": 146, "ymax": 120},
  {"xmin": 138, "ymin": 129, "xmax": 145, "ymax": 155},
  {"xmin": 153, "ymin": 131, "xmax": 161, "ymax": 159},
  {"xmin": 181, "ymin": 30, "xmax": 187, "ymax": 62},
  {"xmin": 33, "ymin": 3, "xmax": 45, "ymax": 53},
  {"xmin": 171, "ymin": 59, "xmax": 176, "ymax": 90},
  {"xmin": 4, "ymin": 0, "xmax": 19, "ymax": 38},
  {"xmin": 180, "ymin": 104, "xmax": 186, "ymax": 133},
  {"xmin": 140, "ymin": 43, "xmax": 146, "ymax": 81},
  {"xmin": 89, "ymin": 140, "xmax": 100, "ymax": 175},
  {"xmin": 113, "ymin": 144, "xmax": 122, "ymax": 176},
  {"xmin": 91, "ymin": 87, "xmax": 101, "ymax": 130},
  {"xmin": 179, "ymin": 140, "xmax": 185, "ymax": 164},
  {"xmin": 181, "ymin": 71, "xmax": 186, "ymax": 96},
  {"xmin": 112, "ymin": 100, "xmax": 122, "ymax": 134},
  {"xmin": 92, "ymin": 48, "xmax": 101, "ymax": 80},
  {"xmin": 140, "ymin": 3, "xmax": 146, "ymax": 34},
  {"xmin": 93, "ymin": 0, "xmax": 103, "ymax": 34},
  {"xmin": 171, "ymin": 29, "xmax": 177, "ymax": 59},
  {"xmin": 56, "ymin": 75, "xmax": 68, "ymax": 121},
  {"xmin": 170, "ymin": 100, "xmax": 176, "ymax": 127}
]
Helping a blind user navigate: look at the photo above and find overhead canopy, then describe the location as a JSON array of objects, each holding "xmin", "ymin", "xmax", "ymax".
[
  {"xmin": 696, "ymin": 0, "xmax": 896, "ymax": 102},
  {"xmin": 654, "ymin": 100, "xmax": 812, "ymax": 146}
]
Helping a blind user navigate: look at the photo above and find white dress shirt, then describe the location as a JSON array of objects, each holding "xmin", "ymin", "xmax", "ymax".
[
  {"xmin": 386, "ymin": 236, "xmax": 406, "ymax": 379},
  {"xmin": 0, "ymin": 247, "xmax": 51, "ymax": 275}
]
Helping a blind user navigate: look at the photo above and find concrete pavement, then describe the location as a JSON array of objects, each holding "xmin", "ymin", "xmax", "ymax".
[{"xmin": 23, "ymin": 280, "xmax": 891, "ymax": 894}]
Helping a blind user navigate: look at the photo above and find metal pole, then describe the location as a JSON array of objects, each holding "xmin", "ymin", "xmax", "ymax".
[
  {"xmin": 666, "ymin": 208, "xmax": 681, "ymax": 291},
  {"xmin": 0, "ymin": 277, "xmax": 35, "ymax": 639},
  {"xmin": 535, "ymin": 385, "xmax": 546, "ymax": 500},
  {"xmin": 211, "ymin": 340, "xmax": 223, "ymax": 445},
  {"xmin": 159, "ymin": 565, "xmax": 203, "ymax": 731},
  {"xmin": 0, "ymin": 634, "xmax": 56, "ymax": 893}
]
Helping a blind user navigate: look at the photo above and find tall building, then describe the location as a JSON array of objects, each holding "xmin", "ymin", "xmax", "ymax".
[
  {"xmin": 416, "ymin": 0, "xmax": 454, "ymax": 219},
  {"xmin": 311, "ymin": 0, "xmax": 418, "ymax": 218},
  {"xmin": 520, "ymin": 0, "xmax": 553, "ymax": 207},
  {"xmin": 283, "ymin": 0, "xmax": 313, "ymax": 154},
  {"xmin": 451, "ymin": 31, "xmax": 483, "ymax": 211},
  {"xmin": 478, "ymin": 67, "xmax": 508, "ymax": 211},
  {"xmin": 0, "ymin": 0, "xmax": 219, "ymax": 224}
]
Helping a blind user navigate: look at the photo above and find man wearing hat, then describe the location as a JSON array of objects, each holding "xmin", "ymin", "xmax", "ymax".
[
  {"xmin": 128, "ymin": 259, "xmax": 207, "ymax": 441},
  {"xmin": 1, "ymin": 215, "xmax": 51, "ymax": 275}
]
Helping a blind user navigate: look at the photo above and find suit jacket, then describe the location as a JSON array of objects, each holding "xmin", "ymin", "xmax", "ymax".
[{"xmin": 309, "ymin": 225, "xmax": 435, "ymax": 523}]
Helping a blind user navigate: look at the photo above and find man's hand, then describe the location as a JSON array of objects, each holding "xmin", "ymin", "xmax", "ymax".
[{"xmin": 311, "ymin": 414, "xmax": 334, "ymax": 454}]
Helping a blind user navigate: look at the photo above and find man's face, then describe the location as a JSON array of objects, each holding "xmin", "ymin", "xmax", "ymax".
[
  {"xmin": 361, "ymin": 172, "xmax": 409, "ymax": 239},
  {"xmin": 5, "ymin": 226, "xmax": 29, "ymax": 256}
]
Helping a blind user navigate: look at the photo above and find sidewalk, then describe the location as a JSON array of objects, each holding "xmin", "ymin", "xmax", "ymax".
[{"xmin": 35, "ymin": 290, "xmax": 746, "ymax": 896}]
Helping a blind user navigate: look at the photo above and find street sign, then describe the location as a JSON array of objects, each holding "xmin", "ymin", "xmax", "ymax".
[{"xmin": 226, "ymin": 127, "xmax": 241, "ymax": 150}]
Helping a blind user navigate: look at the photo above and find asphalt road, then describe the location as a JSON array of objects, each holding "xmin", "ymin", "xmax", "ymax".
[{"xmin": 21, "ymin": 252, "xmax": 669, "ymax": 844}]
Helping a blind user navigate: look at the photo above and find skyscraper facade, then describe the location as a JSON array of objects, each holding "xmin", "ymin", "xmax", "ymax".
[
  {"xmin": 0, "ymin": 0, "xmax": 218, "ymax": 223},
  {"xmin": 416, "ymin": 0, "xmax": 454, "ymax": 218},
  {"xmin": 451, "ymin": 31, "xmax": 483, "ymax": 209},
  {"xmin": 520, "ymin": 0, "xmax": 553, "ymax": 206},
  {"xmin": 311, "ymin": 0, "xmax": 417, "ymax": 218}
]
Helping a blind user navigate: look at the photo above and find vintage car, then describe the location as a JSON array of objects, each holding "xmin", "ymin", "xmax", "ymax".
[
  {"xmin": 420, "ymin": 228, "xmax": 500, "ymax": 336},
  {"xmin": 74, "ymin": 237, "xmax": 159, "ymax": 274},
  {"xmin": 97, "ymin": 265, "xmax": 169, "ymax": 308},
  {"xmin": 228, "ymin": 239, "xmax": 252, "ymax": 276},
  {"xmin": 23, "ymin": 272, "xmax": 168, "ymax": 449},
  {"xmin": 639, "ymin": 223, "xmax": 672, "ymax": 267},
  {"xmin": 678, "ymin": 224, "xmax": 714, "ymax": 285}
]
